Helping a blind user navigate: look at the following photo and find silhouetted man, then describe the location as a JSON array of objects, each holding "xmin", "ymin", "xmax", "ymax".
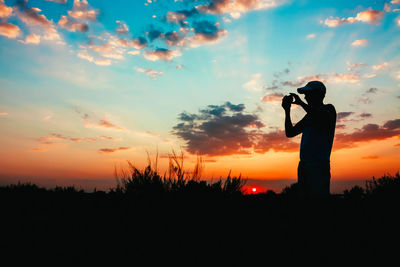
[{"xmin": 282, "ymin": 81, "xmax": 336, "ymax": 197}]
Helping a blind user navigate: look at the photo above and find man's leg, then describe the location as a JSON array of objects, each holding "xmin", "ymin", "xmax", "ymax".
[{"xmin": 307, "ymin": 162, "xmax": 330, "ymax": 197}]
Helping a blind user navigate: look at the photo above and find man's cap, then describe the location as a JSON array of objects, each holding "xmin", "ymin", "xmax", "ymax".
[{"xmin": 297, "ymin": 81, "xmax": 326, "ymax": 95}]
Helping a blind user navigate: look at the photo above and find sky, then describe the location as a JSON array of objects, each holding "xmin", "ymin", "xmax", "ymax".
[{"xmin": 0, "ymin": 0, "xmax": 399, "ymax": 193}]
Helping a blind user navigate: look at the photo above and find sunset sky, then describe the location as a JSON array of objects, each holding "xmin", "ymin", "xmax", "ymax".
[{"xmin": 0, "ymin": 0, "xmax": 399, "ymax": 192}]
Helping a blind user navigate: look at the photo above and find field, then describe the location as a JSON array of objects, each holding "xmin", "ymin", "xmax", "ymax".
[{"xmin": 1, "ymin": 156, "xmax": 399, "ymax": 266}]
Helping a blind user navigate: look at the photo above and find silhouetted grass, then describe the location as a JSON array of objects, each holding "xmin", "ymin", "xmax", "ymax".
[
  {"xmin": 112, "ymin": 150, "xmax": 246, "ymax": 198},
  {"xmin": 1, "ymin": 161, "xmax": 399, "ymax": 266}
]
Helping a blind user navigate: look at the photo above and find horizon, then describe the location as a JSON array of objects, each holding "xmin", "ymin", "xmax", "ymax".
[{"xmin": 1, "ymin": 0, "xmax": 399, "ymax": 192}]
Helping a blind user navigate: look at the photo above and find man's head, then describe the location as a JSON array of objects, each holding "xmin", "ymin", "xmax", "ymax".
[{"xmin": 297, "ymin": 81, "xmax": 326, "ymax": 107}]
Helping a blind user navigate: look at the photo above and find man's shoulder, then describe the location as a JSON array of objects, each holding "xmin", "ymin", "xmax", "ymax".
[{"xmin": 324, "ymin": 104, "xmax": 336, "ymax": 114}]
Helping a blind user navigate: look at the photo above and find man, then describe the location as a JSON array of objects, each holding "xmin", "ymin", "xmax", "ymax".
[{"xmin": 281, "ymin": 81, "xmax": 336, "ymax": 197}]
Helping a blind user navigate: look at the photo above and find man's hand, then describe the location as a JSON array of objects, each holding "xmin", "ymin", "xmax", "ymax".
[
  {"xmin": 281, "ymin": 95, "xmax": 293, "ymax": 110},
  {"xmin": 289, "ymin": 93, "xmax": 304, "ymax": 106}
]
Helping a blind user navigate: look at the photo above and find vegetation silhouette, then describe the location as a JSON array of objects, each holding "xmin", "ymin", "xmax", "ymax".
[{"xmin": 1, "ymin": 152, "xmax": 399, "ymax": 266}]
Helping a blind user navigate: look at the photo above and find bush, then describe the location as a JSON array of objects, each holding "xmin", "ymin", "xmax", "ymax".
[{"xmin": 365, "ymin": 172, "xmax": 400, "ymax": 199}]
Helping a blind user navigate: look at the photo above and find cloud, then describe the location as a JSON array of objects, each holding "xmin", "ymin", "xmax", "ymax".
[
  {"xmin": 58, "ymin": 15, "xmax": 88, "ymax": 32},
  {"xmin": 77, "ymin": 51, "xmax": 112, "ymax": 66},
  {"xmin": 361, "ymin": 155, "xmax": 379, "ymax": 159},
  {"xmin": 306, "ymin": 33, "xmax": 316, "ymax": 39},
  {"xmin": 363, "ymin": 73, "xmax": 376, "ymax": 78},
  {"xmin": 115, "ymin": 20, "xmax": 129, "ymax": 35},
  {"xmin": 77, "ymin": 33, "xmax": 148, "ymax": 65},
  {"xmin": 0, "ymin": 0, "xmax": 12, "ymax": 18},
  {"xmin": 30, "ymin": 148, "xmax": 46, "ymax": 152},
  {"xmin": 384, "ymin": 3, "xmax": 391, "ymax": 12},
  {"xmin": 243, "ymin": 73, "xmax": 263, "ymax": 91},
  {"xmin": 85, "ymin": 119, "xmax": 124, "ymax": 130},
  {"xmin": 282, "ymin": 72, "xmax": 361, "ymax": 86},
  {"xmin": 69, "ymin": 137, "xmax": 96, "ymax": 142},
  {"xmin": 36, "ymin": 133, "xmax": 67, "ymax": 142},
  {"xmin": 98, "ymin": 147, "xmax": 131, "ymax": 154},
  {"xmin": 372, "ymin": 62, "xmax": 389, "ymax": 70},
  {"xmin": 188, "ymin": 20, "xmax": 227, "ymax": 47},
  {"xmin": 261, "ymin": 93, "xmax": 284, "ymax": 102},
  {"xmin": 24, "ymin": 34, "xmax": 40, "ymax": 44},
  {"xmin": 134, "ymin": 67, "xmax": 163, "ymax": 80},
  {"xmin": 0, "ymin": 22, "xmax": 21, "ymax": 38},
  {"xmin": 366, "ymin": 87, "xmax": 378, "ymax": 94},
  {"xmin": 323, "ymin": 9, "xmax": 384, "ymax": 27},
  {"xmin": 334, "ymin": 119, "xmax": 400, "ymax": 149},
  {"xmin": 45, "ymin": 0, "xmax": 67, "ymax": 3},
  {"xmin": 99, "ymin": 136, "xmax": 121, "ymax": 141},
  {"xmin": 166, "ymin": 8, "xmax": 199, "ymax": 25},
  {"xmin": 15, "ymin": 2, "xmax": 63, "ymax": 43},
  {"xmin": 143, "ymin": 48, "xmax": 182, "ymax": 61},
  {"xmin": 172, "ymin": 102, "xmax": 301, "ymax": 156},
  {"xmin": 347, "ymin": 62, "xmax": 367, "ymax": 72},
  {"xmin": 351, "ymin": 39, "xmax": 369, "ymax": 47},
  {"xmin": 254, "ymin": 130, "xmax": 299, "ymax": 153},
  {"xmin": 128, "ymin": 50, "xmax": 140, "ymax": 55},
  {"xmin": 164, "ymin": 31, "xmax": 186, "ymax": 46},
  {"xmin": 0, "ymin": 112, "xmax": 8, "ymax": 116},
  {"xmin": 78, "ymin": 112, "xmax": 125, "ymax": 131},
  {"xmin": 197, "ymin": 0, "xmax": 286, "ymax": 18},
  {"xmin": 359, "ymin": 113, "xmax": 372, "ymax": 118},
  {"xmin": 356, "ymin": 10, "xmax": 385, "ymax": 23},
  {"xmin": 17, "ymin": 7, "xmax": 53, "ymax": 28},
  {"xmin": 68, "ymin": 0, "xmax": 98, "ymax": 21},
  {"xmin": 337, "ymin": 112, "xmax": 354, "ymax": 122}
]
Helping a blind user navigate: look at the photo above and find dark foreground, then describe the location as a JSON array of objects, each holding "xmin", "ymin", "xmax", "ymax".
[{"xmin": 1, "ymin": 175, "xmax": 400, "ymax": 267}]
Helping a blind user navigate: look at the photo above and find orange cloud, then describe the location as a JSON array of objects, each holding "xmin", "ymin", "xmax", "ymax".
[
  {"xmin": 17, "ymin": 7, "xmax": 53, "ymax": 28},
  {"xmin": 0, "ymin": 112, "xmax": 8, "ymax": 116},
  {"xmin": 82, "ymin": 114, "xmax": 124, "ymax": 131},
  {"xmin": 99, "ymin": 136, "xmax": 121, "ymax": 141},
  {"xmin": 30, "ymin": 148, "xmax": 46, "ymax": 152},
  {"xmin": 323, "ymin": 9, "xmax": 384, "ymax": 27},
  {"xmin": 144, "ymin": 48, "xmax": 182, "ymax": 61},
  {"xmin": 15, "ymin": 3, "xmax": 63, "ymax": 43},
  {"xmin": 115, "ymin": 20, "xmax": 129, "ymax": 35},
  {"xmin": 372, "ymin": 62, "xmax": 389, "ymax": 70},
  {"xmin": 362, "ymin": 155, "xmax": 379, "ymax": 159},
  {"xmin": 261, "ymin": 93, "xmax": 284, "ymax": 102},
  {"xmin": 0, "ymin": 0, "xmax": 12, "ymax": 18},
  {"xmin": 98, "ymin": 147, "xmax": 131, "ymax": 154},
  {"xmin": 351, "ymin": 39, "xmax": 369, "ymax": 47},
  {"xmin": 68, "ymin": 0, "xmax": 98, "ymax": 21},
  {"xmin": 36, "ymin": 134, "xmax": 67, "ymax": 142},
  {"xmin": 334, "ymin": 119, "xmax": 400, "ymax": 149},
  {"xmin": 58, "ymin": 15, "xmax": 88, "ymax": 32},
  {"xmin": 0, "ymin": 22, "xmax": 21, "ymax": 39},
  {"xmin": 134, "ymin": 67, "xmax": 163, "ymax": 80},
  {"xmin": 197, "ymin": 0, "xmax": 285, "ymax": 18},
  {"xmin": 24, "ymin": 34, "xmax": 41, "ymax": 44},
  {"xmin": 69, "ymin": 137, "xmax": 96, "ymax": 142}
]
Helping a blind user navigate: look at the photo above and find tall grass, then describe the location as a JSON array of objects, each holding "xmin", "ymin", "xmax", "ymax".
[{"xmin": 113, "ymin": 149, "xmax": 247, "ymax": 197}]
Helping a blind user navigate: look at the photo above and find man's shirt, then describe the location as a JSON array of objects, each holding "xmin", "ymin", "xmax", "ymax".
[{"xmin": 299, "ymin": 104, "xmax": 336, "ymax": 162}]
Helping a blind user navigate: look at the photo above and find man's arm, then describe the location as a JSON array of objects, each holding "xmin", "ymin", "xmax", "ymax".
[{"xmin": 282, "ymin": 95, "xmax": 305, "ymax": 138}]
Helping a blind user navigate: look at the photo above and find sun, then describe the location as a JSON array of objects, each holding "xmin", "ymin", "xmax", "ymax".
[{"xmin": 252, "ymin": 187, "xmax": 257, "ymax": 193}]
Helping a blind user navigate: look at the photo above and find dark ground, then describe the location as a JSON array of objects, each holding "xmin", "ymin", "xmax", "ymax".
[{"xmin": 1, "ymin": 179, "xmax": 399, "ymax": 267}]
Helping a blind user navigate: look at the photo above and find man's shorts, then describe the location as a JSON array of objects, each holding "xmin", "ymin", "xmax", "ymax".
[{"xmin": 297, "ymin": 161, "xmax": 331, "ymax": 197}]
